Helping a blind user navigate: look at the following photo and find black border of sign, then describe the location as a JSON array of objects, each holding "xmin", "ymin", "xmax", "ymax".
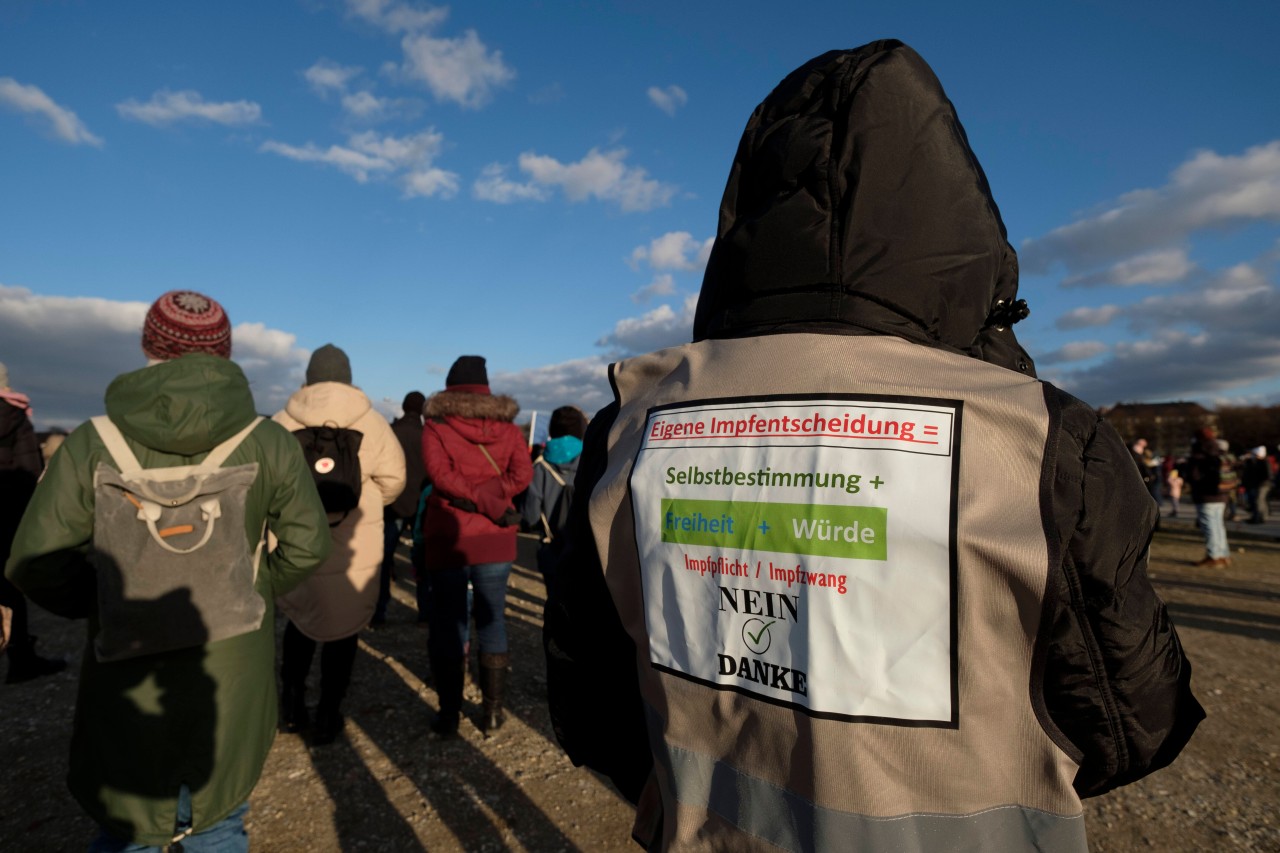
[{"xmin": 628, "ymin": 391, "xmax": 963, "ymax": 729}]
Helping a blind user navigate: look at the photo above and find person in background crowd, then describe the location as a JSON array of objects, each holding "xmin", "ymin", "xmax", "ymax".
[
  {"xmin": 544, "ymin": 41, "xmax": 1202, "ymax": 851},
  {"xmin": 1219, "ymin": 439, "xmax": 1240, "ymax": 521},
  {"xmin": 1164, "ymin": 454, "xmax": 1184, "ymax": 518},
  {"xmin": 1273, "ymin": 446, "xmax": 1280, "ymax": 511},
  {"xmin": 1188, "ymin": 428, "xmax": 1231, "ymax": 566},
  {"xmin": 273, "ymin": 344, "xmax": 405, "ymax": 745},
  {"xmin": 0, "ymin": 602, "xmax": 10, "ymax": 654},
  {"xmin": 5, "ymin": 290, "xmax": 331, "ymax": 851},
  {"xmin": 1240, "ymin": 445, "xmax": 1271, "ymax": 525},
  {"xmin": 0, "ymin": 362, "xmax": 68, "ymax": 684},
  {"xmin": 1129, "ymin": 437, "xmax": 1161, "ymax": 529},
  {"xmin": 375, "ymin": 390, "xmax": 429, "ymax": 625},
  {"xmin": 40, "ymin": 429, "xmax": 68, "ymax": 466},
  {"xmin": 421, "ymin": 356, "xmax": 532, "ymax": 738},
  {"xmin": 1129, "ymin": 438, "xmax": 1160, "ymax": 507},
  {"xmin": 522, "ymin": 405, "xmax": 588, "ymax": 593}
]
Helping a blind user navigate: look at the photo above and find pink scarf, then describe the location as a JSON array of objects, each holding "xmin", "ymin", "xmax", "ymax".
[{"xmin": 0, "ymin": 389, "xmax": 32, "ymax": 419}]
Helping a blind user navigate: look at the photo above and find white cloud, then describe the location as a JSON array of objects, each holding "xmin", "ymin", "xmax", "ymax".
[
  {"xmin": 1036, "ymin": 340, "xmax": 1109, "ymax": 365},
  {"xmin": 477, "ymin": 148, "xmax": 676, "ymax": 212},
  {"xmin": 1062, "ymin": 248, "xmax": 1195, "ymax": 288},
  {"xmin": 402, "ymin": 167, "xmax": 459, "ymax": 198},
  {"xmin": 304, "ymin": 60, "xmax": 363, "ymax": 95},
  {"xmin": 116, "ymin": 90, "xmax": 262, "ymax": 127},
  {"xmin": 342, "ymin": 1, "xmax": 512, "ymax": 109},
  {"xmin": 472, "ymin": 163, "xmax": 550, "ymax": 203},
  {"xmin": 497, "ymin": 293, "xmax": 703, "ymax": 421},
  {"xmin": 397, "ymin": 29, "xmax": 515, "ymax": 108},
  {"xmin": 631, "ymin": 274, "xmax": 676, "ymax": 304},
  {"xmin": 341, "ymin": 90, "xmax": 384, "ymax": 117},
  {"xmin": 345, "ymin": 0, "xmax": 448, "ymax": 34},
  {"xmin": 303, "ymin": 61, "xmax": 421, "ymax": 123},
  {"xmin": 348, "ymin": 128, "xmax": 440, "ymax": 166},
  {"xmin": 1055, "ymin": 304, "xmax": 1124, "ymax": 330},
  {"xmin": 492, "ymin": 355, "xmax": 613, "ymax": 422},
  {"xmin": 647, "ymin": 85, "xmax": 688, "ymax": 116},
  {"xmin": 1046, "ymin": 253, "xmax": 1280, "ymax": 405},
  {"xmin": 1022, "ymin": 140, "xmax": 1280, "ymax": 275},
  {"xmin": 261, "ymin": 128, "xmax": 457, "ymax": 196},
  {"xmin": 0, "ymin": 285, "xmax": 309, "ymax": 429},
  {"xmin": 629, "ymin": 231, "xmax": 713, "ymax": 271},
  {"xmin": 597, "ymin": 294, "xmax": 698, "ymax": 356},
  {"xmin": 341, "ymin": 90, "xmax": 409, "ymax": 121},
  {"xmin": 260, "ymin": 139, "xmax": 393, "ymax": 182},
  {"xmin": 0, "ymin": 77, "xmax": 102, "ymax": 146}
]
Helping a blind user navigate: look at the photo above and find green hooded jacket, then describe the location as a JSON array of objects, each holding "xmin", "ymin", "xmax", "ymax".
[{"xmin": 5, "ymin": 354, "xmax": 331, "ymax": 845}]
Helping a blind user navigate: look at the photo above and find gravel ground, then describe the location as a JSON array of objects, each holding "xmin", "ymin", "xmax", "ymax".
[{"xmin": 2, "ymin": 529, "xmax": 1277, "ymax": 852}]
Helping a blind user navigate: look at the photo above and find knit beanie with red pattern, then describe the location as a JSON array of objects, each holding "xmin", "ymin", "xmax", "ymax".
[{"xmin": 141, "ymin": 290, "xmax": 232, "ymax": 360}]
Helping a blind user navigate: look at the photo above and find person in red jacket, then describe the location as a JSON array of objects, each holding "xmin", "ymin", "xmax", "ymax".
[{"xmin": 421, "ymin": 356, "xmax": 532, "ymax": 737}]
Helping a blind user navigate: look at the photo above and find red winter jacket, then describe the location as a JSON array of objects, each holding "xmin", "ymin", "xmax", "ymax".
[{"xmin": 421, "ymin": 390, "xmax": 533, "ymax": 569}]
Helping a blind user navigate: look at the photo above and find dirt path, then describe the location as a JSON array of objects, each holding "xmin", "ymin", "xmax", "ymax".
[{"xmin": 2, "ymin": 531, "xmax": 1277, "ymax": 851}]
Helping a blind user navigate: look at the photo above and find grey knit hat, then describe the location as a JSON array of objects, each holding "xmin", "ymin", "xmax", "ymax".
[{"xmin": 306, "ymin": 344, "xmax": 352, "ymax": 385}]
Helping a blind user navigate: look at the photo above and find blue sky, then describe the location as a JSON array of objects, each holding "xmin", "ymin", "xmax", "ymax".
[{"xmin": 2, "ymin": 0, "xmax": 1277, "ymax": 434}]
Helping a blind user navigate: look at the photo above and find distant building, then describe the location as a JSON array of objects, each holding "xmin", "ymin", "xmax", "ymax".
[{"xmin": 1100, "ymin": 402, "xmax": 1216, "ymax": 459}]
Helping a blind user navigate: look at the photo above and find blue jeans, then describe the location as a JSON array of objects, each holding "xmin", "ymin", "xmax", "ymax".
[
  {"xmin": 428, "ymin": 562, "xmax": 510, "ymax": 661},
  {"xmin": 89, "ymin": 789, "xmax": 248, "ymax": 853},
  {"xmin": 1196, "ymin": 502, "xmax": 1229, "ymax": 559}
]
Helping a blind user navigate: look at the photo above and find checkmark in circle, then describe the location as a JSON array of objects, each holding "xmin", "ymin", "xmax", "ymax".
[{"xmin": 742, "ymin": 618, "xmax": 775, "ymax": 654}]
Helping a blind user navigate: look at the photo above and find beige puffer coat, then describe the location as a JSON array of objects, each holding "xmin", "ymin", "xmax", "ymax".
[{"xmin": 273, "ymin": 382, "xmax": 405, "ymax": 640}]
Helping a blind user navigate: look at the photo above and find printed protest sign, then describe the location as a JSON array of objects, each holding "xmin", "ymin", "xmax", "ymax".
[{"xmin": 630, "ymin": 395, "xmax": 961, "ymax": 724}]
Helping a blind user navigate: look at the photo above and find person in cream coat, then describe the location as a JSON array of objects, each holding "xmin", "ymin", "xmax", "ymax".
[{"xmin": 273, "ymin": 344, "xmax": 405, "ymax": 744}]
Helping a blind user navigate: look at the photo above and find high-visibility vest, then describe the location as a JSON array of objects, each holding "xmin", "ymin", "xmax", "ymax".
[{"xmin": 588, "ymin": 333, "xmax": 1086, "ymax": 852}]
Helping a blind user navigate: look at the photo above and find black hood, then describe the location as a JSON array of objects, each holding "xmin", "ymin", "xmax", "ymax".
[{"xmin": 694, "ymin": 40, "xmax": 1034, "ymax": 376}]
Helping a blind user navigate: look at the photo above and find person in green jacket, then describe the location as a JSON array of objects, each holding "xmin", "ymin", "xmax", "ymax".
[{"xmin": 4, "ymin": 290, "xmax": 332, "ymax": 852}]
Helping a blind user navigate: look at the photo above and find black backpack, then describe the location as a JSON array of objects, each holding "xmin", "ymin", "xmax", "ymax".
[{"xmin": 294, "ymin": 425, "xmax": 363, "ymax": 524}]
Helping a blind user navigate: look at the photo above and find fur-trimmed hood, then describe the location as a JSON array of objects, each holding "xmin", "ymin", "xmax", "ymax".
[{"xmin": 425, "ymin": 390, "xmax": 519, "ymax": 423}]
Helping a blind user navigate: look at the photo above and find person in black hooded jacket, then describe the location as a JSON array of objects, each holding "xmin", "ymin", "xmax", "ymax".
[
  {"xmin": 543, "ymin": 40, "xmax": 1202, "ymax": 852},
  {"xmin": 0, "ymin": 363, "xmax": 68, "ymax": 683}
]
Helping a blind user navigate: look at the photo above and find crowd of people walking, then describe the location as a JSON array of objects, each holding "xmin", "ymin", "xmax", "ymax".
[
  {"xmin": 0, "ymin": 290, "xmax": 587, "ymax": 850},
  {"xmin": 1129, "ymin": 428, "xmax": 1279, "ymax": 567},
  {"xmin": 0, "ymin": 38, "xmax": 1261, "ymax": 853}
]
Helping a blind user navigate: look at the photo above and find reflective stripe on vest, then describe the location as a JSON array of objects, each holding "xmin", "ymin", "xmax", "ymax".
[{"xmin": 668, "ymin": 743, "xmax": 1087, "ymax": 852}]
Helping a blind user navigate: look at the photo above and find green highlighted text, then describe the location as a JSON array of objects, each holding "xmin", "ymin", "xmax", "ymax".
[{"xmin": 661, "ymin": 498, "xmax": 887, "ymax": 560}]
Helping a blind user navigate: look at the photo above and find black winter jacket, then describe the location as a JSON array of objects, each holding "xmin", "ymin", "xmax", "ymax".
[{"xmin": 545, "ymin": 40, "xmax": 1202, "ymax": 804}]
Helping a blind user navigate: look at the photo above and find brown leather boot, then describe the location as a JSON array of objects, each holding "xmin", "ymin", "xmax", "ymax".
[{"xmin": 479, "ymin": 652, "xmax": 510, "ymax": 735}]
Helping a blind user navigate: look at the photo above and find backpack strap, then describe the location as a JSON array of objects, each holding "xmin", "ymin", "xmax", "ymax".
[
  {"xmin": 535, "ymin": 456, "xmax": 567, "ymax": 543},
  {"xmin": 438, "ymin": 419, "xmax": 505, "ymax": 476},
  {"xmin": 202, "ymin": 417, "xmax": 264, "ymax": 470},
  {"xmin": 92, "ymin": 415, "xmax": 263, "ymax": 473},
  {"xmin": 476, "ymin": 442, "xmax": 503, "ymax": 476},
  {"xmin": 537, "ymin": 455, "xmax": 567, "ymax": 487},
  {"xmin": 91, "ymin": 416, "xmax": 143, "ymax": 475}
]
